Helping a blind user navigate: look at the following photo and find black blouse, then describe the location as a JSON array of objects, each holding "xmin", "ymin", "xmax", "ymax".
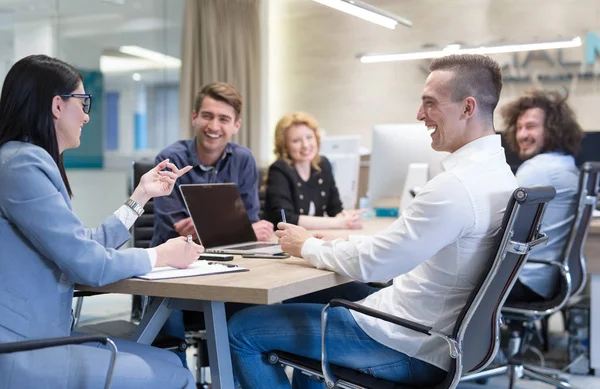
[{"xmin": 265, "ymin": 156, "xmax": 343, "ymax": 226}]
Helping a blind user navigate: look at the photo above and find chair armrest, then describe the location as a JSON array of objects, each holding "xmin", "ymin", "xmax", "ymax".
[
  {"xmin": 321, "ymin": 299, "xmax": 458, "ymax": 387},
  {"xmin": 329, "ymin": 299, "xmax": 432, "ymax": 336},
  {"xmin": 74, "ymin": 291, "xmax": 106, "ymax": 298},
  {"xmin": 524, "ymin": 259, "xmax": 569, "ymax": 277},
  {"xmin": 0, "ymin": 334, "xmax": 112, "ymax": 354},
  {"xmin": 526, "ymin": 259, "xmax": 563, "ymax": 268}
]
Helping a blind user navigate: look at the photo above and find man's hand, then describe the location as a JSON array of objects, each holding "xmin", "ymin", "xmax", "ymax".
[
  {"xmin": 275, "ymin": 222, "xmax": 313, "ymax": 257},
  {"xmin": 174, "ymin": 217, "xmax": 197, "ymax": 240},
  {"xmin": 252, "ymin": 220, "xmax": 274, "ymax": 241}
]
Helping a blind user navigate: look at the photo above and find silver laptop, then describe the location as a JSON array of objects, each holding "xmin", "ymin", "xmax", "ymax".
[{"xmin": 179, "ymin": 183, "xmax": 283, "ymax": 255}]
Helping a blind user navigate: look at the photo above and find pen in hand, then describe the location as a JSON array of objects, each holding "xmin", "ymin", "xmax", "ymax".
[{"xmin": 281, "ymin": 209, "xmax": 287, "ymax": 224}]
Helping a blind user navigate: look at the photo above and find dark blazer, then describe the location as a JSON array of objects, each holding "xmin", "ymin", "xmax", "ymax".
[{"xmin": 265, "ymin": 156, "xmax": 343, "ymax": 226}]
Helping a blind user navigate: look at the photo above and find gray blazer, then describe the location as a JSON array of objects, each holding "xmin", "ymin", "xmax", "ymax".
[{"xmin": 0, "ymin": 141, "xmax": 151, "ymax": 387}]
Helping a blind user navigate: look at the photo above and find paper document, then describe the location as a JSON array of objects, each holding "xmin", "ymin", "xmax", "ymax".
[{"xmin": 136, "ymin": 261, "xmax": 248, "ymax": 280}]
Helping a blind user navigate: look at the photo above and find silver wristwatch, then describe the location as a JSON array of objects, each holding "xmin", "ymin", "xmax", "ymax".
[{"xmin": 124, "ymin": 198, "xmax": 145, "ymax": 216}]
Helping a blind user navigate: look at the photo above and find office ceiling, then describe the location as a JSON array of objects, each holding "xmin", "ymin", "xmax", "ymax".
[{"xmin": 0, "ymin": 0, "xmax": 183, "ymax": 55}]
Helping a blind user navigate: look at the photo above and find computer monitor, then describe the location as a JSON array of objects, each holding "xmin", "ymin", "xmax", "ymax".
[
  {"xmin": 368, "ymin": 124, "xmax": 449, "ymax": 207},
  {"xmin": 320, "ymin": 135, "xmax": 361, "ymax": 209}
]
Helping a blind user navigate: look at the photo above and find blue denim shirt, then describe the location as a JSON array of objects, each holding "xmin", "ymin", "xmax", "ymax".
[
  {"xmin": 151, "ymin": 139, "xmax": 259, "ymax": 247},
  {"xmin": 516, "ymin": 152, "xmax": 579, "ymax": 298}
]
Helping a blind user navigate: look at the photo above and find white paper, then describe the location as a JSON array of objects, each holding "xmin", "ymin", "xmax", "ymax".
[{"xmin": 135, "ymin": 261, "xmax": 246, "ymax": 280}]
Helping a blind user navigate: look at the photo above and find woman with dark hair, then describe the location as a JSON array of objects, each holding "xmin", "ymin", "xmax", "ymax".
[{"xmin": 0, "ymin": 55, "xmax": 201, "ymax": 388}]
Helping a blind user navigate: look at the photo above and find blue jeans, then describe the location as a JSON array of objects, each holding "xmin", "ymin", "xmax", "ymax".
[
  {"xmin": 160, "ymin": 309, "xmax": 188, "ymax": 368},
  {"xmin": 228, "ymin": 303, "xmax": 447, "ymax": 389},
  {"xmin": 161, "ymin": 282, "xmax": 380, "ymax": 368}
]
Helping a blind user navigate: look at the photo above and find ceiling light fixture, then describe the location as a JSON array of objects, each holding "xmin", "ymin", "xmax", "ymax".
[
  {"xmin": 118, "ymin": 46, "xmax": 181, "ymax": 67},
  {"xmin": 312, "ymin": 0, "xmax": 412, "ymax": 30},
  {"xmin": 360, "ymin": 37, "xmax": 582, "ymax": 63}
]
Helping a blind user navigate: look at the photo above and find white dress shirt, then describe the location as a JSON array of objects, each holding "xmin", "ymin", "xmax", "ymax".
[
  {"xmin": 301, "ymin": 135, "xmax": 518, "ymax": 371},
  {"xmin": 114, "ymin": 205, "xmax": 157, "ymax": 266}
]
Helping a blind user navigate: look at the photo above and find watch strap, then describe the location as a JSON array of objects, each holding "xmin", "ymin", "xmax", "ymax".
[{"xmin": 124, "ymin": 198, "xmax": 145, "ymax": 217}]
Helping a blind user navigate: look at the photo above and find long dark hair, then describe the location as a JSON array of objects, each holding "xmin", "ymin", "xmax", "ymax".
[{"xmin": 0, "ymin": 54, "xmax": 83, "ymax": 197}]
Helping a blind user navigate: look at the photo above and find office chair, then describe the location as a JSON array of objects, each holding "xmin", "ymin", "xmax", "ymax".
[
  {"xmin": 0, "ymin": 334, "xmax": 117, "ymax": 389},
  {"xmin": 463, "ymin": 162, "xmax": 600, "ymax": 389},
  {"xmin": 258, "ymin": 166, "xmax": 267, "ymax": 220},
  {"xmin": 130, "ymin": 160, "xmax": 157, "ymax": 321},
  {"xmin": 268, "ymin": 186, "xmax": 556, "ymax": 389}
]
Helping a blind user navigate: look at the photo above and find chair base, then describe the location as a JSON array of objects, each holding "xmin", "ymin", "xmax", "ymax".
[{"xmin": 462, "ymin": 363, "xmax": 579, "ymax": 389}]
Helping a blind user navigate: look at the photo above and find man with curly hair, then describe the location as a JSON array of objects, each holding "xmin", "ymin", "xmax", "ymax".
[{"xmin": 502, "ymin": 89, "xmax": 584, "ymax": 301}]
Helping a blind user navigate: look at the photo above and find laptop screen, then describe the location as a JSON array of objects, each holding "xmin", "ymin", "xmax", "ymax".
[{"xmin": 179, "ymin": 184, "xmax": 257, "ymax": 248}]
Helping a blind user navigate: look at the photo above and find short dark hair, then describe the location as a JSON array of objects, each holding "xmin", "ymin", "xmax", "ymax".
[
  {"xmin": 429, "ymin": 54, "xmax": 503, "ymax": 123},
  {"xmin": 0, "ymin": 54, "xmax": 83, "ymax": 197},
  {"xmin": 501, "ymin": 89, "xmax": 584, "ymax": 156},
  {"xmin": 193, "ymin": 82, "xmax": 243, "ymax": 120}
]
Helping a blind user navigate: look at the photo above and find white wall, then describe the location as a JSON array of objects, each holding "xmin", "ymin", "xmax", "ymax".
[
  {"xmin": 68, "ymin": 170, "xmax": 129, "ymax": 227},
  {"xmin": 268, "ymin": 0, "xmax": 600, "ymax": 150}
]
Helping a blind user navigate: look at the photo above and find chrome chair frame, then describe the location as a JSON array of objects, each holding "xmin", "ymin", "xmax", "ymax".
[
  {"xmin": 0, "ymin": 334, "xmax": 117, "ymax": 389},
  {"xmin": 268, "ymin": 186, "xmax": 556, "ymax": 389}
]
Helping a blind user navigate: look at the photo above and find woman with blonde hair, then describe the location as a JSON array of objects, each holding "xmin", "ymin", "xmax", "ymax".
[{"xmin": 265, "ymin": 112, "xmax": 362, "ymax": 229}]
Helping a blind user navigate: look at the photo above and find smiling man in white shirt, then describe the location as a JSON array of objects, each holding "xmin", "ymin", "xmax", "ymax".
[{"xmin": 228, "ymin": 54, "xmax": 518, "ymax": 389}]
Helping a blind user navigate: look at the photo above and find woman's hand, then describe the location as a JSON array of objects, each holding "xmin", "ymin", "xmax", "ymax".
[
  {"xmin": 131, "ymin": 159, "xmax": 192, "ymax": 205},
  {"xmin": 335, "ymin": 209, "xmax": 363, "ymax": 229},
  {"xmin": 154, "ymin": 236, "xmax": 204, "ymax": 268}
]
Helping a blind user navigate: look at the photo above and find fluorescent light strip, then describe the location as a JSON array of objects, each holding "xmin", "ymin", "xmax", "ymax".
[
  {"xmin": 118, "ymin": 46, "xmax": 181, "ymax": 67},
  {"xmin": 313, "ymin": 0, "xmax": 411, "ymax": 30},
  {"xmin": 360, "ymin": 37, "xmax": 582, "ymax": 63}
]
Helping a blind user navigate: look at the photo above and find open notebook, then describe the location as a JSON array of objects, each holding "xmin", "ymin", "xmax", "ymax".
[{"xmin": 136, "ymin": 261, "xmax": 248, "ymax": 280}]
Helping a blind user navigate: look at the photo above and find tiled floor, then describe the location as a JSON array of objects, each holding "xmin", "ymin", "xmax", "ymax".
[{"xmin": 76, "ymin": 294, "xmax": 600, "ymax": 388}]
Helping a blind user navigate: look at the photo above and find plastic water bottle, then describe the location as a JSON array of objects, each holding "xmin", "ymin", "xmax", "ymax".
[{"xmin": 359, "ymin": 193, "xmax": 373, "ymax": 219}]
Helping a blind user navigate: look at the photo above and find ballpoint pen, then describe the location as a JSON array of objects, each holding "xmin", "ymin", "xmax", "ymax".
[
  {"xmin": 207, "ymin": 261, "xmax": 239, "ymax": 268},
  {"xmin": 281, "ymin": 209, "xmax": 287, "ymax": 223}
]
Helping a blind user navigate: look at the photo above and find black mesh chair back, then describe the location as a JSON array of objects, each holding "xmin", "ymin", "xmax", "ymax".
[
  {"xmin": 131, "ymin": 161, "xmax": 156, "ymax": 248},
  {"xmin": 258, "ymin": 167, "xmax": 267, "ymax": 220},
  {"xmin": 564, "ymin": 162, "xmax": 600, "ymax": 298},
  {"xmin": 432, "ymin": 186, "xmax": 555, "ymax": 389}
]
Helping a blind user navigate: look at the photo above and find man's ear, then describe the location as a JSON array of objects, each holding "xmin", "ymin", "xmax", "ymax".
[
  {"xmin": 191, "ymin": 110, "xmax": 198, "ymax": 126},
  {"xmin": 462, "ymin": 96, "xmax": 477, "ymax": 119},
  {"xmin": 233, "ymin": 118, "xmax": 242, "ymax": 134},
  {"xmin": 51, "ymin": 95, "xmax": 63, "ymax": 120}
]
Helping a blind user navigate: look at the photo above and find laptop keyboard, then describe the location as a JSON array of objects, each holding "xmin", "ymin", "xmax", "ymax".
[{"xmin": 231, "ymin": 242, "xmax": 278, "ymax": 250}]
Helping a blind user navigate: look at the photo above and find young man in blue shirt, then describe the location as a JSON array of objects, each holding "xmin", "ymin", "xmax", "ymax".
[
  {"xmin": 502, "ymin": 89, "xmax": 584, "ymax": 301},
  {"xmin": 151, "ymin": 82, "xmax": 273, "ymax": 366},
  {"xmin": 152, "ymin": 82, "xmax": 273, "ymax": 246}
]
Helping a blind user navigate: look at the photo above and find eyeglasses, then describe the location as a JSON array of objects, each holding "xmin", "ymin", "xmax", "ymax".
[{"xmin": 59, "ymin": 93, "xmax": 92, "ymax": 114}]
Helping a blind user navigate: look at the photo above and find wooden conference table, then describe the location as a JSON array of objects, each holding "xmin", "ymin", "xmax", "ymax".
[
  {"xmin": 76, "ymin": 221, "xmax": 391, "ymax": 389},
  {"xmin": 77, "ymin": 218, "xmax": 600, "ymax": 386}
]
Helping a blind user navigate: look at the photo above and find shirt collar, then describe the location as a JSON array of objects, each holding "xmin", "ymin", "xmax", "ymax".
[
  {"xmin": 187, "ymin": 138, "xmax": 234, "ymax": 168},
  {"xmin": 442, "ymin": 134, "xmax": 501, "ymax": 172}
]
